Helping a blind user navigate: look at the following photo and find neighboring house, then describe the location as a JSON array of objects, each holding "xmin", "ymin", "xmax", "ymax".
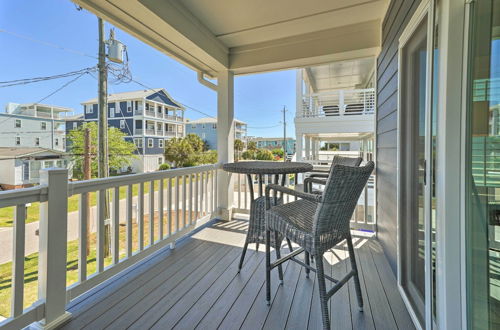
[
  {"xmin": 186, "ymin": 117, "xmax": 247, "ymax": 150},
  {"xmin": 0, "ymin": 102, "xmax": 71, "ymax": 152},
  {"xmin": 0, "ymin": 147, "xmax": 71, "ymax": 189},
  {"xmin": 79, "ymin": 88, "xmax": 185, "ymax": 173},
  {"xmin": 249, "ymin": 137, "xmax": 296, "ymax": 155}
]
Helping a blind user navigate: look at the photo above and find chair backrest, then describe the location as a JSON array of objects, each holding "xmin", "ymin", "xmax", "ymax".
[
  {"xmin": 326, "ymin": 155, "xmax": 363, "ymax": 177},
  {"xmin": 313, "ymin": 161, "xmax": 374, "ymax": 244}
]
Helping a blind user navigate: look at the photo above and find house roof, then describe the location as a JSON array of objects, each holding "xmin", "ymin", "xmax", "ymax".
[
  {"xmin": 81, "ymin": 88, "xmax": 183, "ymax": 109},
  {"xmin": 187, "ymin": 117, "xmax": 246, "ymax": 125},
  {"xmin": 0, "ymin": 147, "xmax": 66, "ymax": 159}
]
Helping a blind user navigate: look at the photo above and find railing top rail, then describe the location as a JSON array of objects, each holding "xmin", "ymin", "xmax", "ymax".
[
  {"xmin": 69, "ymin": 163, "xmax": 221, "ymax": 195},
  {"xmin": 0, "ymin": 184, "xmax": 48, "ymax": 208},
  {"xmin": 307, "ymin": 88, "xmax": 375, "ymax": 98}
]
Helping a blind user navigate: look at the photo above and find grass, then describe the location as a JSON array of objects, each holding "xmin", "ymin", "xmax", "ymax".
[{"xmin": 0, "ymin": 209, "xmax": 202, "ymax": 318}]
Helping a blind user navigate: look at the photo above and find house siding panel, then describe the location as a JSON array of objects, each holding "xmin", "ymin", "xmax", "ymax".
[{"xmin": 376, "ymin": 0, "xmax": 421, "ymax": 274}]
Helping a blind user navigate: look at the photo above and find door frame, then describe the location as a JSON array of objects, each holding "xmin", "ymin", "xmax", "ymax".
[{"xmin": 396, "ymin": 0, "xmax": 435, "ymax": 329}]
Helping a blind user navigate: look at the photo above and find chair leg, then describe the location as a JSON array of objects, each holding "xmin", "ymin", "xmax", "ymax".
[
  {"xmin": 256, "ymin": 242, "xmax": 259, "ymax": 252},
  {"xmin": 286, "ymin": 238, "xmax": 293, "ymax": 252},
  {"xmin": 305, "ymin": 251, "xmax": 310, "ymax": 278},
  {"xmin": 275, "ymin": 231, "xmax": 284, "ymax": 284},
  {"xmin": 315, "ymin": 254, "xmax": 331, "ymax": 330},
  {"xmin": 266, "ymin": 229, "xmax": 271, "ymax": 305},
  {"xmin": 347, "ymin": 236, "xmax": 364, "ymax": 312},
  {"xmin": 238, "ymin": 240, "xmax": 249, "ymax": 273}
]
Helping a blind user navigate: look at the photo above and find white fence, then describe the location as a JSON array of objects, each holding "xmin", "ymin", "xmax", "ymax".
[
  {"xmin": 298, "ymin": 88, "xmax": 375, "ymax": 118},
  {"xmin": 0, "ymin": 164, "xmax": 218, "ymax": 329}
]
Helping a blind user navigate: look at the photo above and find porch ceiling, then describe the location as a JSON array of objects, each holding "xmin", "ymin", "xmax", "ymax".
[{"xmin": 72, "ymin": 0, "xmax": 389, "ymax": 76}]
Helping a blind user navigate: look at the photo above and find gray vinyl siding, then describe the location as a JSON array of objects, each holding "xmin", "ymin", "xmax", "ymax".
[{"xmin": 376, "ymin": 0, "xmax": 422, "ymax": 275}]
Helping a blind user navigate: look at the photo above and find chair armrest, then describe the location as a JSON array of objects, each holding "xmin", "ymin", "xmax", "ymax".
[
  {"xmin": 265, "ymin": 184, "xmax": 322, "ymax": 209},
  {"xmin": 308, "ymin": 173, "xmax": 329, "ymax": 178},
  {"xmin": 304, "ymin": 176, "xmax": 328, "ymax": 192}
]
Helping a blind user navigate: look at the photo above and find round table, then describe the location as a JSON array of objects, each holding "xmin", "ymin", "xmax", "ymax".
[{"xmin": 222, "ymin": 161, "xmax": 313, "ymax": 199}]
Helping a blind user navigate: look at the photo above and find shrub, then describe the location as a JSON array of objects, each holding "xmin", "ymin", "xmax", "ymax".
[
  {"xmin": 256, "ymin": 149, "xmax": 274, "ymax": 160},
  {"xmin": 242, "ymin": 150, "xmax": 256, "ymax": 160},
  {"xmin": 159, "ymin": 163, "xmax": 171, "ymax": 171}
]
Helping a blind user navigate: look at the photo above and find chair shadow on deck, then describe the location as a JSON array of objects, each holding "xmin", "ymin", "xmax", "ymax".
[{"xmin": 61, "ymin": 219, "xmax": 414, "ymax": 330}]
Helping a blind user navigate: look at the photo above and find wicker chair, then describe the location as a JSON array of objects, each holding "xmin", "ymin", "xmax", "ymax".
[
  {"xmin": 264, "ymin": 161, "xmax": 374, "ymax": 330},
  {"xmin": 303, "ymin": 155, "xmax": 362, "ymax": 193}
]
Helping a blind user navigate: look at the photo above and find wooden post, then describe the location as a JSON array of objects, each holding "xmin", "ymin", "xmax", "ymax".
[
  {"xmin": 38, "ymin": 169, "xmax": 71, "ymax": 328},
  {"xmin": 216, "ymin": 70, "xmax": 234, "ymax": 221}
]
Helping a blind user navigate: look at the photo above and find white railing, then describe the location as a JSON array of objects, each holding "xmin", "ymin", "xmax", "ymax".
[
  {"xmin": 232, "ymin": 171, "xmax": 376, "ymax": 232},
  {"xmin": 298, "ymin": 88, "xmax": 375, "ymax": 119},
  {"xmin": 0, "ymin": 164, "xmax": 219, "ymax": 329}
]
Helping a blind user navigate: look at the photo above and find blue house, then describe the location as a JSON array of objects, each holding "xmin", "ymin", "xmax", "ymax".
[
  {"xmin": 186, "ymin": 117, "xmax": 247, "ymax": 150},
  {"xmin": 79, "ymin": 89, "xmax": 185, "ymax": 173}
]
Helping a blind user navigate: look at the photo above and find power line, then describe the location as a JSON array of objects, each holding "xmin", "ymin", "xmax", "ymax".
[
  {"xmin": 0, "ymin": 29, "xmax": 98, "ymax": 59},
  {"xmin": 35, "ymin": 72, "xmax": 89, "ymax": 104},
  {"xmin": 0, "ymin": 66, "xmax": 97, "ymax": 88}
]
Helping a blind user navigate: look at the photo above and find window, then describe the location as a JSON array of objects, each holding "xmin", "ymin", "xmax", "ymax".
[
  {"xmin": 15, "ymin": 137, "xmax": 20, "ymax": 145},
  {"xmin": 85, "ymin": 104, "xmax": 94, "ymax": 114},
  {"xmin": 120, "ymin": 120, "xmax": 126, "ymax": 129},
  {"xmin": 212, "ymin": 124, "xmax": 217, "ymax": 129},
  {"xmin": 202, "ymin": 133, "xmax": 206, "ymax": 139},
  {"xmin": 15, "ymin": 119, "xmax": 21, "ymax": 128},
  {"xmin": 55, "ymin": 138, "xmax": 59, "ymax": 146},
  {"xmin": 158, "ymin": 157, "xmax": 163, "ymax": 165},
  {"xmin": 41, "ymin": 122, "xmax": 47, "ymax": 130},
  {"xmin": 127, "ymin": 101, "xmax": 132, "ymax": 112},
  {"xmin": 158, "ymin": 139, "xmax": 164, "ymax": 148},
  {"xmin": 115, "ymin": 104, "xmax": 120, "ymax": 114},
  {"xmin": 62, "ymin": 138, "xmax": 65, "ymax": 146},
  {"xmin": 148, "ymin": 138, "xmax": 153, "ymax": 148},
  {"xmin": 72, "ymin": 122, "xmax": 77, "ymax": 129},
  {"xmin": 202, "ymin": 124, "xmax": 205, "ymax": 129},
  {"xmin": 191, "ymin": 124, "xmax": 196, "ymax": 129},
  {"xmin": 35, "ymin": 137, "xmax": 40, "ymax": 146},
  {"xmin": 134, "ymin": 138, "xmax": 143, "ymax": 148},
  {"xmin": 56, "ymin": 160, "xmax": 63, "ymax": 167}
]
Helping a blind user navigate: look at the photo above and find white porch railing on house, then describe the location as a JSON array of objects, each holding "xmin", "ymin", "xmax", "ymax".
[
  {"xmin": 298, "ymin": 88, "xmax": 375, "ymax": 119},
  {"xmin": 0, "ymin": 164, "xmax": 219, "ymax": 330},
  {"xmin": 232, "ymin": 171, "xmax": 376, "ymax": 232}
]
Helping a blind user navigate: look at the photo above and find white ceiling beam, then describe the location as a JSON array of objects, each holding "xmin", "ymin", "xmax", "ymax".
[{"xmin": 229, "ymin": 20, "xmax": 381, "ymax": 75}]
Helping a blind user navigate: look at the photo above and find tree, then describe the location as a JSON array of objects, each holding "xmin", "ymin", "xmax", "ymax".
[
  {"xmin": 234, "ymin": 139, "xmax": 244, "ymax": 160},
  {"xmin": 164, "ymin": 137, "xmax": 194, "ymax": 167},
  {"xmin": 185, "ymin": 133, "xmax": 205, "ymax": 153},
  {"xmin": 247, "ymin": 141, "xmax": 257, "ymax": 151},
  {"xmin": 242, "ymin": 150, "xmax": 256, "ymax": 160},
  {"xmin": 68, "ymin": 122, "xmax": 137, "ymax": 179},
  {"xmin": 271, "ymin": 148, "xmax": 284, "ymax": 158}
]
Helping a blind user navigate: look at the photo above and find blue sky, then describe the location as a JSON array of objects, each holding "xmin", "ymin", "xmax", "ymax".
[{"xmin": 0, "ymin": 0, "xmax": 296, "ymax": 138}]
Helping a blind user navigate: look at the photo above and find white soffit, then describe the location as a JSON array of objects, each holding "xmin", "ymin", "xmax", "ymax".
[
  {"xmin": 308, "ymin": 57, "xmax": 376, "ymax": 91},
  {"xmin": 73, "ymin": 0, "xmax": 389, "ymax": 75}
]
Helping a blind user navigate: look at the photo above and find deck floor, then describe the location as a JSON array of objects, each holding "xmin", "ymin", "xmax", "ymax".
[{"xmin": 60, "ymin": 219, "xmax": 415, "ymax": 330}]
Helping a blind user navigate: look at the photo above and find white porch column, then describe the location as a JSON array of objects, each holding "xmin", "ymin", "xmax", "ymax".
[
  {"xmin": 296, "ymin": 70, "xmax": 303, "ymax": 118},
  {"xmin": 296, "ymin": 132, "xmax": 303, "ymax": 161},
  {"xmin": 304, "ymin": 136, "xmax": 311, "ymax": 160},
  {"xmin": 216, "ymin": 70, "xmax": 235, "ymax": 221}
]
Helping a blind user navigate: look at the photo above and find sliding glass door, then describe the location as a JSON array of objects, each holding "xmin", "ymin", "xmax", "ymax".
[{"xmin": 466, "ymin": 1, "xmax": 500, "ymax": 329}]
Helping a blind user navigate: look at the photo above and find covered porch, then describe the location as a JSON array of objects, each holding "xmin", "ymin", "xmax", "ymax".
[{"xmin": 0, "ymin": 1, "xmax": 430, "ymax": 329}]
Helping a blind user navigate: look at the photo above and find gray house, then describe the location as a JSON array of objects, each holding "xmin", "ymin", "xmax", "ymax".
[
  {"xmin": 0, "ymin": 102, "xmax": 71, "ymax": 152},
  {"xmin": 3, "ymin": 1, "xmax": 499, "ymax": 330},
  {"xmin": 186, "ymin": 117, "xmax": 247, "ymax": 150}
]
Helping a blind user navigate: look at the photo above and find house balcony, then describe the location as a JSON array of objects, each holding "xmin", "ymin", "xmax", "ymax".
[{"xmin": 0, "ymin": 163, "xmax": 400, "ymax": 330}]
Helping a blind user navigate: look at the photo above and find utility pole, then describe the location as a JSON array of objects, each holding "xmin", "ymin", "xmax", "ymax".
[
  {"xmin": 98, "ymin": 17, "xmax": 109, "ymax": 179},
  {"xmin": 282, "ymin": 106, "xmax": 287, "ymax": 161},
  {"xmin": 98, "ymin": 17, "xmax": 111, "ymax": 257},
  {"xmin": 83, "ymin": 128, "xmax": 91, "ymax": 255}
]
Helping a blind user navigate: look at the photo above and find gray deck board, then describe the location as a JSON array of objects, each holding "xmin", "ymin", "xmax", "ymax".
[{"xmin": 61, "ymin": 220, "xmax": 415, "ymax": 330}]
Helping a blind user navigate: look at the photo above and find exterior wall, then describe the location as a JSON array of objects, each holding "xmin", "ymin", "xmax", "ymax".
[
  {"xmin": 0, "ymin": 114, "xmax": 66, "ymax": 151},
  {"xmin": 376, "ymin": 0, "xmax": 422, "ymax": 274},
  {"xmin": 0, "ymin": 159, "xmax": 16, "ymax": 187},
  {"xmin": 186, "ymin": 123, "xmax": 218, "ymax": 149},
  {"xmin": 253, "ymin": 138, "xmax": 296, "ymax": 155}
]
